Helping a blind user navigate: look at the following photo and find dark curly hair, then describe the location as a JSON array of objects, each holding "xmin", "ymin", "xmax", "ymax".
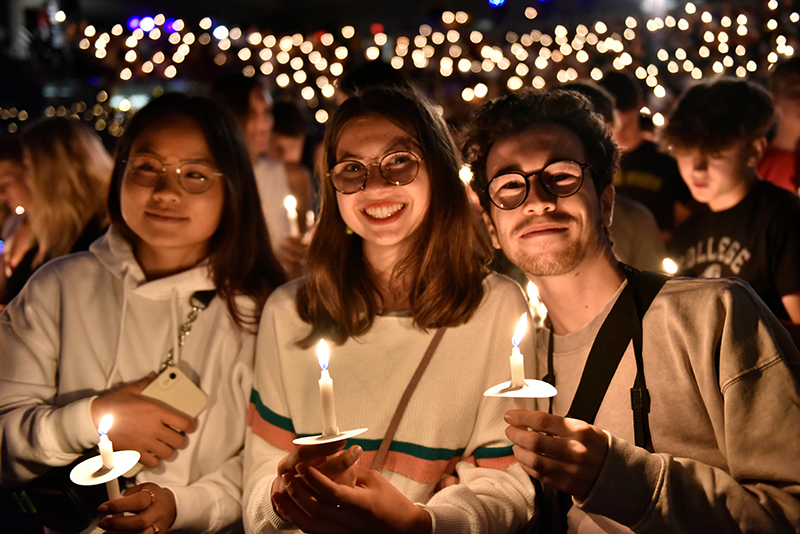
[
  {"xmin": 462, "ymin": 88, "xmax": 619, "ymax": 213},
  {"xmin": 660, "ymin": 77, "xmax": 774, "ymax": 154}
]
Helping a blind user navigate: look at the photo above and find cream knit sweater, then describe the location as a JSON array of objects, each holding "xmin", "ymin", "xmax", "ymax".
[{"xmin": 243, "ymin": 273, "xmax": 536, "ymax": 533}]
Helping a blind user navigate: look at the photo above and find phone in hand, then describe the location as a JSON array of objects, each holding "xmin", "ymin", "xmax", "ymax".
[{"xmin": 141, "ymin": 367, "xmax": 208, "ymax": 419}]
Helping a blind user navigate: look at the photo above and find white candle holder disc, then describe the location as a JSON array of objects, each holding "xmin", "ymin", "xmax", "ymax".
[
  {"xmin": 483, "ymin": 379, "xmax": 557, "ymax": 399},
  {"xmin": 292, "ymin": 427, "xmax": 368, "ymax": 446},
  {"xmin": 69, "ymin": 450, "xmax": 141, "ymax": 486}
]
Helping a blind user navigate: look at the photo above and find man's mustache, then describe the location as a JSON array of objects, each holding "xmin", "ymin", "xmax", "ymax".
[{"xmin": 512, "ymin": 212, "xmax": 576, "ymax": 235}]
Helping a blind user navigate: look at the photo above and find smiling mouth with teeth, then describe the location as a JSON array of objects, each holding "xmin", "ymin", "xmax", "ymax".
[{"xmin": 364, "ymin": 203, "xmax": 405, "ymax": 219}]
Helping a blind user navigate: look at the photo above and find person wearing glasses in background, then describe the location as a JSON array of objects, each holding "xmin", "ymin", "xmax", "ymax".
[
  {"xmin": 0, "ymin": 93, "xmax": 286, "ymax": 533},
  {"xmin": 462, "ymin": 88, "xmax": 800, "ymax": 533},
  {"xmin": 243, "ymin": 87, "xmax": 535, "ymax": 534}
]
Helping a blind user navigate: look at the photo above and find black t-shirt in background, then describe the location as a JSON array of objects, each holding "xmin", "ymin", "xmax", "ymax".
[{"xmin": 669, "ymin": 180, "xmax": 800, "ymax": 320}]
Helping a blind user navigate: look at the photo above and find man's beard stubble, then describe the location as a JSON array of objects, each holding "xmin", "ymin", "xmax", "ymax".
[{"xmin": 506, "ymin": 211, "xmax": 606, "ymax": 277}]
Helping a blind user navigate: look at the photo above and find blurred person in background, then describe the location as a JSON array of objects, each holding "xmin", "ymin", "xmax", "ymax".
[
  {"xmin": 664, "ymin": 77, "xmax": 800, "ymax": 345},
  {"xmin": 1, "ymin": 117, "xmax": 111, "ymax": 307},
  {"xmin": 561, "ymin": 80, "xmax": 667, "ymax": 272},
  {"xmin": 268, "ymin": 99, "xmax": 309, "ymax": 166},
  {"xmin": 211, "ymin": 75, "xmax": 313, "ymax": 279},
  {"xmin": 0, "ymin": 137, "xmax": 35, "ymax": 308},
  {"xmin": 759, "ymin": 56, "xmax": 800, "ymax": 193},
  {"xmin": 600, "ymin": 71, "xmax": 692, "ymax": 244}
]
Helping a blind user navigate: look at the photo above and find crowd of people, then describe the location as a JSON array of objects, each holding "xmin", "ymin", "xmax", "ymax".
[{"xmin": 0, "ymin": 43, "xmax": 799, "ymax": 534}]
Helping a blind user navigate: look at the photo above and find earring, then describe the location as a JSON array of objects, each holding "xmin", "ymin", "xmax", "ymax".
[{"xmin": 346, "ymin": 226, "xmax": 354, "ymax": 235}]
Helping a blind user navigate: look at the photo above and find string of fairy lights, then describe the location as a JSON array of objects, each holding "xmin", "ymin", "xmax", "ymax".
[{"xmin": 0, "ymin": 1, "xmax": 797, "ymax": 137}]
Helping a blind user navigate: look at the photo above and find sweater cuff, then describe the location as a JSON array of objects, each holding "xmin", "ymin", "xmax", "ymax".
[
  {"xmin": 169, "ymin": 484, "xmax": 217, "ymax": 531},
  {"xmin": 424, "ymin": 503, "xmax": 470, "ymax": 534},
  {"xmin": 259, "ymin": 473, "xmax": 296, "ymax": 530},
  {"xmin": 576, "ymin": 433, "xmax": 666, "ymax": 527},
  {"xmin": 50, "ymin": 395, "xmax": 100, "ymax": 453}
]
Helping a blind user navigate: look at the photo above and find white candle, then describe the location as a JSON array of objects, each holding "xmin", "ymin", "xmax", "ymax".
[
  {"xmin": 317, "ymin": 340, "xmax": 339, "ymax": 437},
  {"xmin": 97, "ymin": 414, "xmax": 121, "ymax": 499},
  {"xmin": 284, "ymin": 195, "xmax": 301, "ymax": 237},
  {"xmin": 510, "ymin": 313, "xmax": 527, "ymax": 389}
]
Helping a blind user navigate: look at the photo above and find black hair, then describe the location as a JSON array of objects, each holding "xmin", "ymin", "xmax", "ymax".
[
  {"xmin": 108, "ymin": 93, "xmax": 286, "ymax": 328},
  {"xmin": 598, "ymin": 71, "xmax": 642, "ymax": 112}
]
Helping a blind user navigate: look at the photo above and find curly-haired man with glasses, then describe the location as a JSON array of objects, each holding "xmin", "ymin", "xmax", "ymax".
[{"xmin": 463, "ymin": 88, "xmax": 800, "ymax": 534}]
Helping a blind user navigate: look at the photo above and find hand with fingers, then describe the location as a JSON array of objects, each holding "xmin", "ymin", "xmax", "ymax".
[
  {"xmin": 97, "ymin": 482, "xmax": 176, "ymax": 534},
  {"xmin": 274, "ymin": 465, "xmax": 432, "ymax": 534},
  {"xmin": 271, "ymin": 441, "xmax": 362, "ymax": 520},
  {"xmin": 504, "ymin": 409, "xmax": 609, "ymax": 501},
  {"xmin": 91, "ymin": 374, "xmax": 197, "ymax": 468}
]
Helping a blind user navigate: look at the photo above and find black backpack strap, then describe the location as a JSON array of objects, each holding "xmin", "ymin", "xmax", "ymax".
[
  {"xmin": 567, "ymin": 267, "xmax": 668, "ymax": 431},
  {"xmin": 565, "ymin": 281, "xmax": 637, "ymax": 423},
  {"xmin": 624, "ymin": 268, "xmax": 669, "ymax": 452},
  {"xmin": 532, "ymin": 266, "xmax": 669, "ymax": 533}
]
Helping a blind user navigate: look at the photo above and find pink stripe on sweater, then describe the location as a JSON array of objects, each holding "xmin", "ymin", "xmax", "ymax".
[{"xmin": 248, "ymin": 403, "xmax": 297, "ymax": 452}]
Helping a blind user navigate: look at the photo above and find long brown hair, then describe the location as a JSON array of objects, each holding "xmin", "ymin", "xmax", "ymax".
[
  {"xmin": 107, "ymin": 94, "xmax": 286, "ymax": 329},
  {"xmin": 297, "ymin": 87, "xmax": 492, "ymax": 346},
  {"xmin": 22, "ymin": 117, "xmax": 112, "ymax": 265}
]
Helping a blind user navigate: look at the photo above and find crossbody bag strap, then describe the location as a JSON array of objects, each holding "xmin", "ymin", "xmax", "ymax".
[
  {"xmin": 538, "ymin": 266, "xmax": 668, "ymax": 534},
  {"xmin": 159, "ymin": 290, "xmax": 216, "ymax": 373},
  {"xmin": 625, "ymin": 268, "xmax": 669, "ymax": 452},
  {"xmin": 564, "ymin": 283, "xmax": 637, "ymax": 423},
  {"xmin": 371, "ymin": 326, "xmax": 447, "ymax": 471},
  {"xmin": 563, "ymin": 267, "xmax": 668, "ymax": 437}
]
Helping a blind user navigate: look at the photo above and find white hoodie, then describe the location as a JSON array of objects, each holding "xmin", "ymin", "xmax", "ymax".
[{"xmin": 0, "ymin": 226, "xmax": 255, "ymax": 533}]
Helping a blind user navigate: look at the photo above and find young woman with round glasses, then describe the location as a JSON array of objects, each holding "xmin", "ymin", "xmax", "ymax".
[
  {"xmin": 0, "ymin": 93, "xmax": 286, "ymax": 533},
  {"xmin": 244, "ymin": 87, "xmax": 535, "ymax": 533}
]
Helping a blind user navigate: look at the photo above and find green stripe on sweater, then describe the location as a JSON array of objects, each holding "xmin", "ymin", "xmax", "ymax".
[
  {"xmin": 250, "ymin": 388, "xmax": 295, "ymax": 433},
  {"xmin": 474, "ymin": 444, "xmax": 514, "ymax": 459},
  {"xmin": 344, "ymin": 437, "xmax": 465, "ymax": 461}
]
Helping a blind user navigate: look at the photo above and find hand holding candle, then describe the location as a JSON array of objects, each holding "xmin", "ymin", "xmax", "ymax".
[
  {"xmin": 317, "ymin": 340, "xmax": 339, "ymax": 437},
  {"xmin": 284, "ymin": 195, "xmax": 301, "ymax": 237},
  {"xmin": 97, "ymin": 414, "xmax": 121, "ymax": 499}
]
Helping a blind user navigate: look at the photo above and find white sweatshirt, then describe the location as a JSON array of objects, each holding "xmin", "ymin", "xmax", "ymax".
[{"xmin": 0, "ymin": 227, "xmax": 255, "ymax": 533}]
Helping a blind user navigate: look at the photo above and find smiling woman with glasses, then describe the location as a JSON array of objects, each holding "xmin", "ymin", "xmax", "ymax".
[{"xmin": 244, "ymin": 86, "xmax": 536, "ymax": 534}]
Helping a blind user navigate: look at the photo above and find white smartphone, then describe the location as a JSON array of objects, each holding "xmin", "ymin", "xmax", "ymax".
[{"xmin": 141, "ymin": 367, "xmax": 208, "ymax": 419}]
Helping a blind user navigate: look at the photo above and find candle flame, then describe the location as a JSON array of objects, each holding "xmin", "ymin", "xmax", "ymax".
[
  {"xmin": 15, "ymin": 205, "xmax": 25, "ymax": 215},
  {"xmin": 662, "ymin": 257, "xmax": 678, "ymax": 274},
  {"xmin": 317, "ymin": 339, "xmax": 330, "ymax": 371},
  {"xmin": 284, "ymin": 195, "xmax": 297, "ymax": 213},
  {"xmin": 98, "ymin": 414, "xmax": 113, "ymax": 436},
  {"xmin": 526, "ymin": 281, "xmax": 539, "ymax": 302},
  {"xmin": 512, "ymin": 313, "xmax": 528, "ymax": 347}
]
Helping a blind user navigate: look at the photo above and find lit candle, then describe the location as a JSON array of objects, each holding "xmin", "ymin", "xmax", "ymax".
[
  {"xmin": 97, "ymin": 414, "xmax": 121, "ymax": 499},
  {"xmin": 305, "ymin": 209, "xmax": 315, "ymax": 235},
  {"xmin": 284, "ymin": 195, "xmax": 301, "ymax": 237},
  {"xmin": 510, "ymin": 313, "xmax": 527, "ymax": 389},
  {"xmin": 317, "ymin": 340, "xmax": 339, "ymax": 437}
]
